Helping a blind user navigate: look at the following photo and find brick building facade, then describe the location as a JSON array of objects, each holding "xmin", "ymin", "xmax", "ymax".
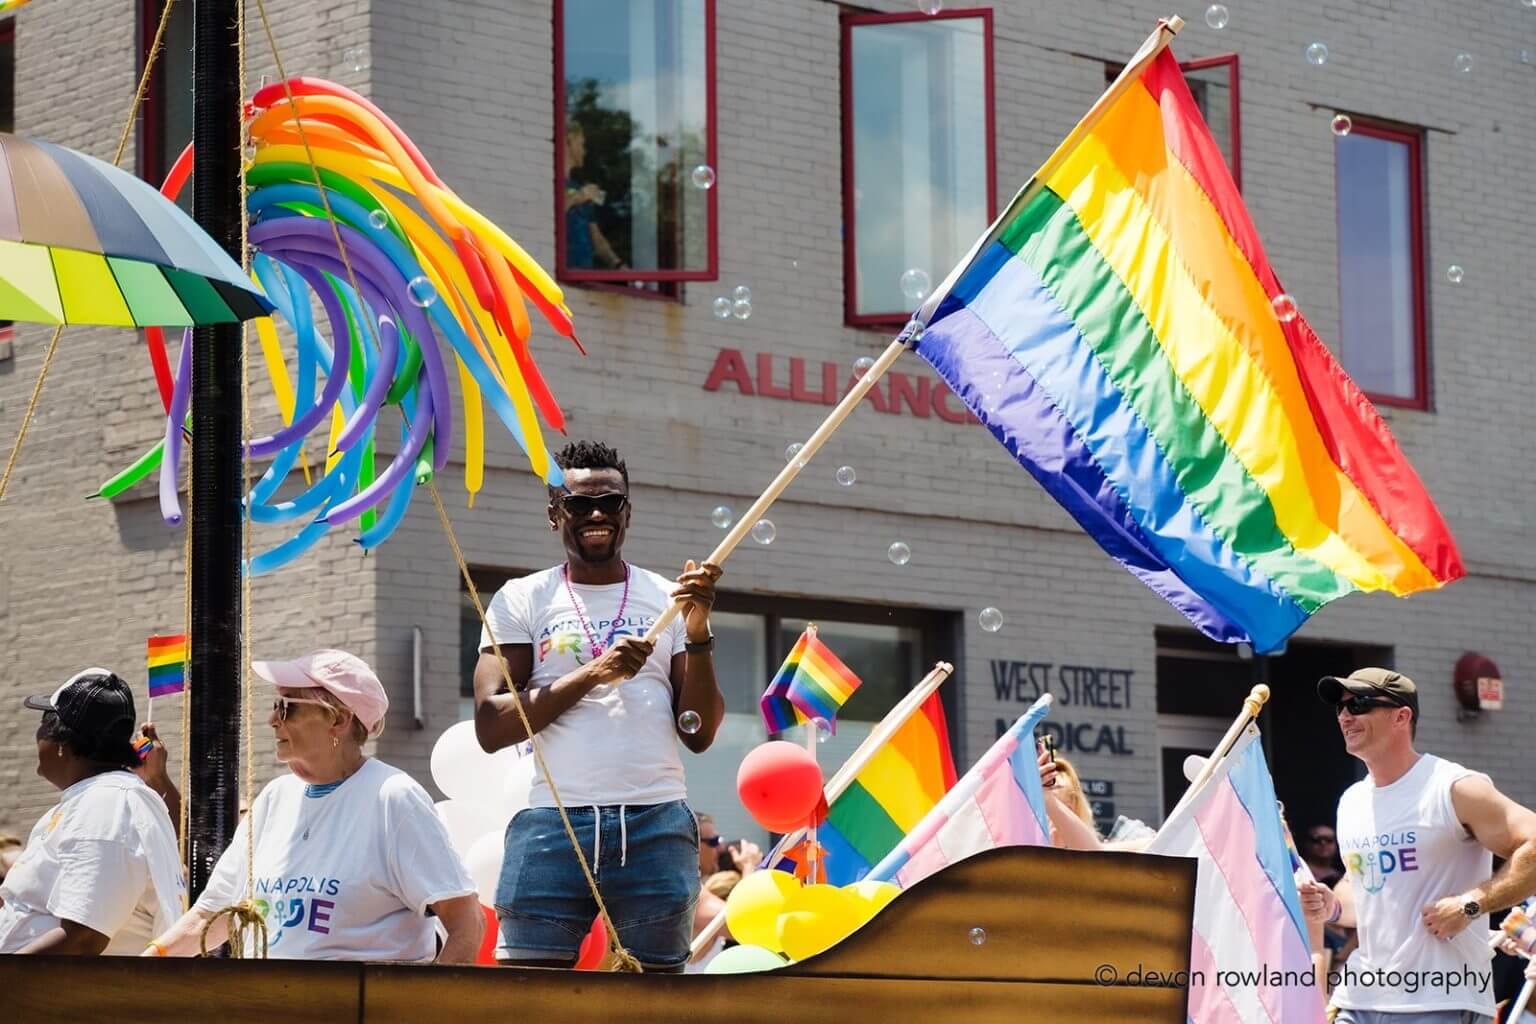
[{"xmin": 1, "ymin": 0, "xmax": 1531, "ymax": 852}]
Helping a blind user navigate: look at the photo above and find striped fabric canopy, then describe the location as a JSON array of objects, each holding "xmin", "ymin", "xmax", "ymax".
[
  {"xmin": 0, "ymin": 133, "xmax": 271, "ymax": 325},
  {"xmin": 914, "ymin": 45, "xmax": 1461, "ymax": 652}
]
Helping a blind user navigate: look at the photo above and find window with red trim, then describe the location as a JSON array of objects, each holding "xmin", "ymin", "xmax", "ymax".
[
  {"xmin": 553, "ymin": 0, "xmax": 717, "ymax": 285},
  {"xmin": 842, "ymin": 9, "xmax": 995, "ymax": 327},
  {"xmin": 1105, "ymin": 53, "xmax": 1240, "ymax": 189},
  {"xmin": 0, "ymin": 17, "xmax": 12, "ymax": 347},
  {"xmin": 138, "ymin": 0, "xmax": 194, "ymax": 200},
  {"xmin": 1335, "ymin": 118, "xmax": 1427, "ymax": 409}
]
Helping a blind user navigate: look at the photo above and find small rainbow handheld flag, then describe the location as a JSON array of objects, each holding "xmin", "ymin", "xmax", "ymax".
[
  {"xmin": 760, "ymin": 627, "xmax": 861, "ymax": 734},
  {"xmin": 147, "ymin": 634, "xmax": 188, "ymax": 698}
]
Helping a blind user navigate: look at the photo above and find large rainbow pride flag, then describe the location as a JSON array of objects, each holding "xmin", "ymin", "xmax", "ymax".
[
  {"xmin": 777, "ymin": 692, "xmax": 958, "ymax": 886},
  {"xmin": 913, "ymin": 41, "xmax": 1462, "ymax": 652}
]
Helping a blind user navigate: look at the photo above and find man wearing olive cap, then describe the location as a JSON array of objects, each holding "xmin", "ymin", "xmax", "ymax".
[{"xmin": 1298, "ymin": 668, "xmax": 1536, "ymax": 1023}]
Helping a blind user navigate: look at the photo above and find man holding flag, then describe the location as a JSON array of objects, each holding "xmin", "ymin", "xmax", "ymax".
[{"xmin": 1300, "ymin": 669, "xmax": 1536, "ymax": 1023}]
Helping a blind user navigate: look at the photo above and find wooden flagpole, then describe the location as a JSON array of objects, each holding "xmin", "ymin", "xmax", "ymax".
[
  {"xmin": 643, "ymin": 16, "xmax": 1184, "ymax": 655},
  {"xmin": 689, "ymin": 660, "xmax": 954, "ymax": 957},
  {"xmin": 1160, "ymin": 683, "xmax": 1270, "ymax": 827}
]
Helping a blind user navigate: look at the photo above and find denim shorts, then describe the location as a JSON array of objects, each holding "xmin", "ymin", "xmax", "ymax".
[
  {"xmin": 1332, "ymin": 1010, "xmax": 1490, "ymax": 1024},
  {"xmin": 494, "ymin": 800, "xmax": 700, "ymax": 969}
]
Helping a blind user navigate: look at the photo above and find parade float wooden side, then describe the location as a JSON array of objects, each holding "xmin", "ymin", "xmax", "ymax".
[{"xmin": 2, "ymin": 846, "xmax": 1195, "ymax": 1023}]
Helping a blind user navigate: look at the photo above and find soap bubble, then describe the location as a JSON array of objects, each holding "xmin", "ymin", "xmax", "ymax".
[
  {"xmin": 887, "ymin": 542, "xmax": 911, "ymax": 566},
  {"xmin": 1454, "ymin": 52, "xmax": 1474, "ymax": 74},
  {"xmin": 969, "ymin": 927, "xmax": 987, "ymax": 946},
  {"xmin": 1271, "ymin": 293, "xmax": 1299, "ymax": 323},
  {"xmin": 918, "ymin": 0, "xmax": 943, "ymax": 13},
  {"xmin": 733, "ymin": 285, "xmax": 752, "ymax": 303},
  {"xmin": 899, "ymin": 268, "xmax": 932, "ymax": 302},
  {"xmin": 1305, "ymin": 42, "xmax": 1329, "ymax": 66},
  {"xmin": 344, "ymin": 45, "xmax": 370, "ymax": 73},
  {"xmin": 712, "ymin": 296, "xmax": 732, "ymax": 319},
  {"xmin": 731, "ymin": 299, "xmax": 753, "ymax": 320},
  {"xmin": 367, "ymin": 208, "xmax": 390, "ymax": 230},
  {"xmin": 1522, "ymin": 49, "xmax": 1533, "ymax": 64},
  {"xmin": 836, "ymin": 465, "xmax": 857, "ymax": 487},
  {"xmin": 811, "ymin": 718, "xmax": 832, "ymax": 743},
  {"xmin": 978, "ymin": 606, "xmax": 1005, "ymax": 632},
  {"xmin": 677, "ymin": 710, "xmax": 703, "ymax": 735},
  {"xmin": 690, "ymin": 164, "xmax": 716, "ymax": 189},
  {"xmin": 711, "ymin": 505, "xmax": 733, "ymax": 529},
  {"xmin": 406, "ymin": 276, "xmax": 438, "ymax": 308},
  {"xmin": 785, "ymin": 442, "xmax": 804, "ymax": 465},
  {"xmin": 1330, "ymin": 114, "xmax": 1353, "ymax": 137},
  {"xmin": 853, "ymin": 356, "xmax": 876, "ymax": 378},
  {"xmin": 751, "ymin": 519, "xmax": 776, "ymax": 545},
  {"xmin": 1446, "ymin": 264, "xmax": 1465, "ymax": 284},
  {"xmin": 1524, "ymin": 0, "xmax": 1536, "ymax": 8},
  {"xmin": 1204, "ymin": 3, "xmax": 1229, "ymax": 30}
]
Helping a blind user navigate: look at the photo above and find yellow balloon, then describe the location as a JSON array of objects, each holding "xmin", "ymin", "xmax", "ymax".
[
  {"xmin": 777, "ymin": 884, "xmax": 863, "ymax": 962},
  {"xmin": 724, "ymin": 870, "xmax": 801, "ymax": 953},
  {"xmin": 844, "ymin": 879, "xmax": 901, "ymax": 923}
]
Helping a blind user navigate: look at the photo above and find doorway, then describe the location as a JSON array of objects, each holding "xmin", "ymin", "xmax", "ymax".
[{"xmin": 1155, "ymin": 629, "xmax": 1391, "ymax": 838}]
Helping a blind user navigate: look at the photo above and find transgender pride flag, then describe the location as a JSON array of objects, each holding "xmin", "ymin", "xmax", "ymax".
[
  {"xmin": 1147, "ymin": 726, "xmax": 1324, "ymax": 1024},
  {"xmin": 866, "ymin": 695, "xmax": 1052, "ymax": 888}
]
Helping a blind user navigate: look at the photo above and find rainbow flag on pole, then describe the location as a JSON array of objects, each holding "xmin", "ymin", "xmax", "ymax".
[
  {"xmin": 777, "ymin": 691, "xmax": 958, "ymax": 886},
  {"xmin": 760, "ymin": 628, "xmax": 862, "ymax": 734},
  {"xmin": 912, "ymin": 34, "xmax": 1462, "ymax": 653},
  {"xmin": 147, "ymin": 634, "xmax": 187, "ymax": 697}
]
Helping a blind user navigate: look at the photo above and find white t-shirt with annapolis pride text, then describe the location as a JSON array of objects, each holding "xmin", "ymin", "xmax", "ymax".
[
  {"xmin": 1332, "ymin": 754, "xmax": 1494, "ymax": 1017},
  {"xmin": 479, "ymin": 564, "xmax": 689, "ymax": 808},
  {"xmin": 195, "ymin": 758, "xmax": 474, "ymax": 962}
]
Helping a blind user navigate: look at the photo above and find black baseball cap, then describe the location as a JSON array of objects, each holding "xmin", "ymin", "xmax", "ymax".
[
  {"xmin": 24, "ymin": 668, "xmax": 138, "ymax": 742},
  {"xmin": 1318, "ymin": 667, "xmax": 1419, "ymax": 723}
]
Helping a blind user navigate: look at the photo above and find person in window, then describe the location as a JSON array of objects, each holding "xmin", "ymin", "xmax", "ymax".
[
  {"xmin": 563, "ymin": 123, "xmax": 626, "ymax": 271},
  {"xmin": 144, "ymin": 650, "xmax": 484, "ymax": 962},
  {"xmin": 0, "ymin": 670, "xmax": 184, "ymax": 955},
  {"xmin": 473, "ymin": 439, "xmax": 724, "ymax": 973}
]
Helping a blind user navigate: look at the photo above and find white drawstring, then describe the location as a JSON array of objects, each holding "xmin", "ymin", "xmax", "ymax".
[
  {"xmin": 590, "ymin": 804, "xmax": 600, "ymax": 869},
  {"xmin": 619, "ymin": 804, "xmax": 629, "ymax": 868}
]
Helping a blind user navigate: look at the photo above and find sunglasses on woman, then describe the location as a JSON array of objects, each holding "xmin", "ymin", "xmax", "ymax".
[
  {"xmin": 1335, "ymin": 695, "xmax": 1403, "ymax": 717},
  {"xmin": 273, "ymin": 695, "xmax": 333, "ymax": 721},
  {"xmin": 556, "ymin": 491, "xmax": 628, "ymax": 518}
]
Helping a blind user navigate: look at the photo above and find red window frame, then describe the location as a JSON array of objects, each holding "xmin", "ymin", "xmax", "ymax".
[
  {"xmin": 1179, "ymin": 53, "xmax": 1240, "ymax": 191},
  {"xmin": 1333, "ymin": 116, "xmax": 1429, "ymax": 411},
  {"xmin": 840, "ymin": 7, "xmax": 997, "ymax": 330},
  {"xmin": 138, "ymin": 0, "xmax": 166, "ymax": 184},
  {"xmin": 552, "ymin": 0, "xmax": 719, "ymax": 285}
]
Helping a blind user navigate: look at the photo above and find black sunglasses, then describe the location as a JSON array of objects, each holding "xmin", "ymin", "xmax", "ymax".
[
  {"xmin": 1308, "ymin": 833, "xmax": 1337, "ymax": 844},
  {"xmin": 1335, "ymin": 694, "xmax": 1403, "ymax": 717},
  {"xmin": 702, "ymin": 835, "xmax": 723, "ymax": 848},
  {"xmin": 556, "ymin": 491, "xmax": 628, "ymax": 518}
]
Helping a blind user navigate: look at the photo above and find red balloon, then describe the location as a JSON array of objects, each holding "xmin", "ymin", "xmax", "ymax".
[
  {"xmin": 574, "ymin": 912, "xmax": 608, "ymax": 971},
  {"xmin": 737, "ymin": 740, "xmax": 825, "ymax": 833},
  {"xmin": 475, "ymin": 904, "xmax": 499, "ymax": 965}
]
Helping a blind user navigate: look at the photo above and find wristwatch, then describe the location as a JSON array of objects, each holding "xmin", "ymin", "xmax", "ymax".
[
  {"xmin": 684, "ymin": 634, "xmax": 715, "ymax": 654},
  {"xmin": 1462, "ymin": 897, "xmax": 1483, "ymax": 918}
]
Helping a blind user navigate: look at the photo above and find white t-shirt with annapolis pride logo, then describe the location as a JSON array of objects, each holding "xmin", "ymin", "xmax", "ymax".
[
  {"xmin": 195, "ymin": 758, "xmax": 475, "ymax": 961},
  {"xmin": 480, "ymin": 564, "xmax": 689, "ymax": 808},
  {"xmin": 1332, "ymin": 753, "xmax": 1494, "ymax": 1016}
]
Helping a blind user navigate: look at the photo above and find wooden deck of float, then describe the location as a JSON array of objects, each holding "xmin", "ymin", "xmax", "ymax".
[{"xmin": 2, "ymin": 846, "xmax": 1196, "ymax": 1023}]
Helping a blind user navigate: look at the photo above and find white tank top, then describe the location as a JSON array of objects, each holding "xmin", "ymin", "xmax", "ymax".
[{"xmin": 1332, "ymin": 753, "xmax": 1494, "ymax": 1015}]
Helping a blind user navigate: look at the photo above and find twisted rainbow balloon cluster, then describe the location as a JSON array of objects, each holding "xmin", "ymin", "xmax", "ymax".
[{"xmin": 96, "ymin": 78, "xmax": 579, "ymax": 574}]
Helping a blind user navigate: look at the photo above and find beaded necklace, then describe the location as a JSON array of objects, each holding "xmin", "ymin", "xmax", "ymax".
[{"xmin": 561, "ymin": 561, "xmax": 631, "ymax": 661}]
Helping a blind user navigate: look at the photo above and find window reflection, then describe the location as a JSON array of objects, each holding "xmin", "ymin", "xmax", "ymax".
[
  {"xmin": 559, "ymin": 0, "xmax": 713, "ymax": 280},
  {"xmin": 846, "ymin": 13, "xmax": 992, "ymax": 323},
  {"xmin": 1337, "ymin": 126, "xmax": 1422, "ymax": 403}
]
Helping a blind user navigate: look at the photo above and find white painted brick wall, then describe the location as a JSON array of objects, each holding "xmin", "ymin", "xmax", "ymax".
[{"xmin": 2, "ymin": 0, "xmax": 1532, "ymax": 839}]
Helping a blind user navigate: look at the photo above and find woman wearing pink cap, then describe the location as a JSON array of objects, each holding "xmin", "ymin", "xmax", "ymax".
[{"xmin": 143, "ymin": 650, "xmax": 483, "ymax": 962}]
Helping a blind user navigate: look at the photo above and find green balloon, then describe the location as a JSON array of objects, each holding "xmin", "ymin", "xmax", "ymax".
[{"xmin": 702, "ymin": 944, "xmax": 787, "ymax": 975}]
